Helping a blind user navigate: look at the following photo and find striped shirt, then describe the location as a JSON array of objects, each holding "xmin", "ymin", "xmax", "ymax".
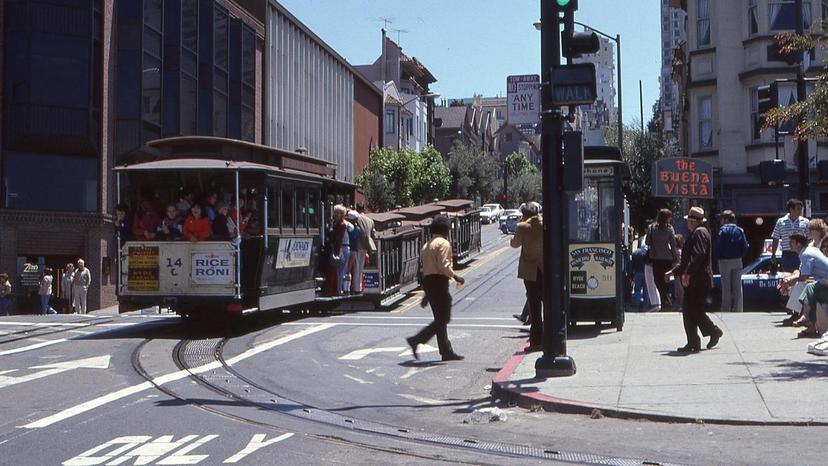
[{"xmin": 771, "ymin": 214, "xmax": 809, "ymax": 251}]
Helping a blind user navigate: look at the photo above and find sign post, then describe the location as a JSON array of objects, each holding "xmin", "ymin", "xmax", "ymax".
[{"xmin": 506, "ymin": 75, "xmax": 540, "ymax": 126}]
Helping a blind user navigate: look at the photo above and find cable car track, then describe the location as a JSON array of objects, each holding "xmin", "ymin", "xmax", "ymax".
[{"xmin": 129, "ymin": 332, "xmax": 686, "ymax": 466}]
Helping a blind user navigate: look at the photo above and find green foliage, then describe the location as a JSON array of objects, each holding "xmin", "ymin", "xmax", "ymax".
[
  {"xmin": 763, "ymin": 32, "xmax": 828, "ymax": 140},
  {"xmin": 605, "ymin": 120, "xmax": 678, "ymax": 232},
  {"xmin": 356, "ymin": 145, "xmax": 451, "ymax": 210},
  {"xmin": 445, "ymin": 140, "xmax": 500, "ymax": 202},
  {"xmin": 507, "ymin": 171, "xmax": 542, "ymax": 205},
  {"xmin": 411, "ymin": 146, "xmax": 451, "ymax": 205},
  {"xmin": 505, "ymin": 152, "xmax": 538, "ymax": 178}
]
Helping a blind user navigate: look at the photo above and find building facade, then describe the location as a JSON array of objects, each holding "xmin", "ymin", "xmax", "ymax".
[
  {"xmin": 0, "ymin": 0, "xmax": 381, "ymax": 313},
  {"xmin": 574, "ymin": 34, "xmax": 617, "ymax": 145},
  {"xmin": 355, "ymin": 31, "xmax": 436, "ymax": 154},
  {"xmin": 678, "ymin": 0, "xmax": 828, "ymax": 242},
  {"xmin": 661, "ymin": 0, "xmax": 687, "ymax": 139}
]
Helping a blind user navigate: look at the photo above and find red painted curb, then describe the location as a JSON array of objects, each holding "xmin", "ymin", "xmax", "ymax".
[{"xmin": 490, "ymin": 341, "xmax": 828, "ymax": 427}]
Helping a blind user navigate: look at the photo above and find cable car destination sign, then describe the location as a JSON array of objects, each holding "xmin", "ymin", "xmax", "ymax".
[{"xmin": 652, "ymin": 158, "xmax": 714, "ymax": 199}]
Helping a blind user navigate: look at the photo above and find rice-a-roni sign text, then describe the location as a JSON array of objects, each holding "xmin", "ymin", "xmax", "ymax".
[{"xmin": 652, "ymin": 158, "xmax": 713, "ymax": 199}]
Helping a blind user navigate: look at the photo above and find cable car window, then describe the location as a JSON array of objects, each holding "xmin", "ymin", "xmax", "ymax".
[
  {"xmin": 296, "ymin": 186, "xmax": 307, "ymax": 233},
  {"xmin": 308, "ymin": 188, "xmax": 320, "ymax": 230},
  {"xmin": 282, "ymin": 183, "xmax": 295, "ymax": 232},
  {"xmin": 267, "ymin": 181, "xmax": 280, "ymax": 230}
]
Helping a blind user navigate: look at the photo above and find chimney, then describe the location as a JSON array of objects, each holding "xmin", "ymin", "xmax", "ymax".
[{"xmin": 381, "ymin": 28, "xmax": 387, "ymax": 83}]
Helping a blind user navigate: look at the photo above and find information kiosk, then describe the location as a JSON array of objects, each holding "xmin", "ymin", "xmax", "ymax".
[{"xmin": 567, "ymin": 146, "xmax": 628, "ymax": 331}]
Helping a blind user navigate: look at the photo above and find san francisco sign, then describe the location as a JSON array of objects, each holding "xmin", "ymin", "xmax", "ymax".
[{"xmin": 652, "ymin": 158, "xmax": 714, "ymax": 199}]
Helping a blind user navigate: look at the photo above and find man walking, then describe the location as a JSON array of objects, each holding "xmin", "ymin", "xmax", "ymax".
[
  {"xmin": 510, "ymin": 202, "xmax": 544, "ymax": 352},
  {"xmin": 715, "ymin": 210, "xmax": 749, "ymax": 312},
  {"xmin": 72, "ymin": 259, "xmax": 92, "ymax": 314},
  {"xmin": 671, "ymin": 207, "xmax": 723, "ymax": 353},
  {"xmin": 406, "ymin": 216, "xmax": 465, "ymax": 361},
  {"xmin": 771, "ymin": 199, "xmax": 809, "ymax": 272}
]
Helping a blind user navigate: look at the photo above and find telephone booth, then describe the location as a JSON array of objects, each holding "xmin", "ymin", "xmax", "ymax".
[{"xmin": 567, "ymin": 146, "xmax": 627, "ymax": 331}]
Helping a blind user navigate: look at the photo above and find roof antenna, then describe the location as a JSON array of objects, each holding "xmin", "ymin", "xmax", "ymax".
[{"xmin": 390, "ymin": 27, "xmax": 408, "ymax": 45}]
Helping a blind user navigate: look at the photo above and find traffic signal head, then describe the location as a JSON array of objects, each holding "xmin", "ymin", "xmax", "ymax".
[
  {"xmin": 562, "ymin": 30, "xmax": 600, "ymax": 59},
  {"xmin": 757, "ymin": 82, "xmax": 779, "ymax": 115},
  {"xmin": 555, "ymin": 0, "xmax": 578, "ymax": 10}
]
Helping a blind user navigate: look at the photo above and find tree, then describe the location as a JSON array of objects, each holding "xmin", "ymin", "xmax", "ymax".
[
  {"xmin": 763, "ymin": 32, "xmax": 828, "ymax": 140},
  {"xmin": 445, "ymin": 140, "xmax": 499, "ymax": 202},
  {"xmin": 503, "ymin": 152, "xmax": 540, "ymax": 204},
  {"xmin": 356, "ymin": 145, "xmax": 451, "ymax": 210},
  {"xmin": 410, "ymin": 146, "xmax": 451, "ymax": 205},
  {"xmin": 605, "ymin": 119, "xmax": 677, "ymax": 232}
]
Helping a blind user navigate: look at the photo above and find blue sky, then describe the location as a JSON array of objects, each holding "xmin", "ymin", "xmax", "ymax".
[{"xmin": 278, "ymin": 0, "xmax": 662, "ymax": 125}]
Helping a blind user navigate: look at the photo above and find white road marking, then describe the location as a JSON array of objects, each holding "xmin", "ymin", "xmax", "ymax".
[
  {"xmin": 23, "ymin": 323, "xmax": 334, "ymax": 429},
  {"xmin": 223, "ymin": 433, "xmax": 293, "ymax": 464},
  {"xmin": 285, "ymin": 322, "xmax": 525, "ymax": 329},
  {"xmin": 324, "ymin": 316, "xmax": 517, "ymax": 321},
  {"xmin": 0, "ymin": 355, "xmax": 110, "ymax": 389},
  {"xmin": 0, "ymin": 338, "xmax": 69, "ymax": 356},
  {"xmin": 398, "ymin": 344, "xmax": 438, "ymax": 357},
  {"xmin": 0, "ymin": 322, "xmax": 94, "ymax": 328},
  {"xmin": 343, "ymin": 374, "xmax": 373, "ymax": 385},
  {"xmin": 339, "ymin": 347, "xmax": 406, "ymax": 360},
  {"xmin": 104, "ymin": 434, "xmax": 199, "ymax": 465},
  {"xmin": 398, "ymin": 393, "xmax": 442, "ymax": 405},
  {"xmin": 400, "ymin": 365, "xmax": 438, "ymax": 380}
]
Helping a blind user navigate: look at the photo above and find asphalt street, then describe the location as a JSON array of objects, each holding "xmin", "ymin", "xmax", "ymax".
[{"xmin": 1, "ymin": 223, "xmax": 826, "ymax": 466}]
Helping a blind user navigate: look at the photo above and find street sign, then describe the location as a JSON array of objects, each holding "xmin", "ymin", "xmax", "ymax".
[
  {"xmin": 507, "ymin": 75, "xmax": 540, "ymax": 125},
  {"xmin": 551, "ymin": 63, "xmax": 597, "ymax": 106}
]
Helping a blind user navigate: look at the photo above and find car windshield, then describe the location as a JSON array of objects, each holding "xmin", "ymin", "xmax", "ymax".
[{"xmin": 480, "ymin": 207, "xmax": 491, "ymax": 212}]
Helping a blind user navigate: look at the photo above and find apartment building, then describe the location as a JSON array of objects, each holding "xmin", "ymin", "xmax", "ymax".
[{"xmin": 681, "ymin": 0, "xmax": 828, "ymax": 221}]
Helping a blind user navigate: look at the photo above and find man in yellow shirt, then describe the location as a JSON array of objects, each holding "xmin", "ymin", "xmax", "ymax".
[{"xmin": 407, "ymin": 216, "xmax": 466, "ymax": 361}]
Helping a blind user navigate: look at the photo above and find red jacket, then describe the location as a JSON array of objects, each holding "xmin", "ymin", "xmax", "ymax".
[
  {"xmin": 133, "ymin": 211, "xmax": 161, "ymax": 239},
  {"xmin": 183, "ymin": 216, "xmax": 212, "ymax": 241}
]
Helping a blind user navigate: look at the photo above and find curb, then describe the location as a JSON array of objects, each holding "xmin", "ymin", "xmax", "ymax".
[{"xmin": 490, "ymin": 342, "xmax": 828, "ymax": 427}]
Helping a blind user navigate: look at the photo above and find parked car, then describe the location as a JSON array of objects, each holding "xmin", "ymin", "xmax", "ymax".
[
  {"xmin": 481, "ymin": 204, "xmax": 502, "ymax": 224},
  {"xmin": 498, "ymin": 209, "xmax": 520, "ymax": 226},
  {"xmin": 668, "ymin": 253, "xmax": 786, "ymax": 310},
  {"xmin": 501, "ymin": 212, "xmax": 522, "ymax": 234},
  {"xmin": 479, "ymin": 206, "xmax": 496, "ymax": 224}
]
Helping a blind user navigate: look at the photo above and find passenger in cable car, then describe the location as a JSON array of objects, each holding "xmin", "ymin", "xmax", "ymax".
[
  {"xmin": 115, "ymin": 203, "xmax": 133, "ymax": 245},
  {"xmin": 229, "ymin": 197, "xmax": 251, "ymax": 234},
  {"xmin": 204, "ymin": 192, "xmax": 219, "ymax": 222},
  {"xmin": 345, "ymin": 210, "xmax": 363, "ymax": 295},
  {"xmin": 132, "ymin": 199, "xmax": 161, "ymax": 240},
  {"xmin": 183, "ymin": 204, "xmax": 212, "ymax": 242},
  {"xmin": 157, "ymin": 204, "xmax": 183, "ymax": 241},
  {"xmin": 332, "ymin": 205, "xmax": 352, "ymax": 295},
  {"xmin": 176, "ymin": 187, "xmax": 196, "ymax": 218},
  {"xmin": 212, "ymin": 202, "xmax": 237, "ymax": 241}
]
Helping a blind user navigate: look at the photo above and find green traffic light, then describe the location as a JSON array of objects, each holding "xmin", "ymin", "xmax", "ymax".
[{"xmin": 556, "ymin": 0, "xmax": 571, "ymax": 6}]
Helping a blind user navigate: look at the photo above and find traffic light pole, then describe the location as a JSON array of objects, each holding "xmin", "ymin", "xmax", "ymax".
[
  {"xmin": 536, "ymin": 0, "xmax": 576, "ymax": 378},
  {"xmin": 795, "ymin": 0, "xmax": 810, "ymax": 209}
]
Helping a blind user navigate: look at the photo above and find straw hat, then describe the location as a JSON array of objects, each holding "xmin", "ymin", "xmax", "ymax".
[{"xmin": 683, "ymin": 206, "xmax": 707, "ymax": 222}]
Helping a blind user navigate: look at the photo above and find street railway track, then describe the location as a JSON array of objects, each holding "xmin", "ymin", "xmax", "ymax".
[{"xmin": 128, "ymin": 327, "xmax": 686, "ymax": 466}]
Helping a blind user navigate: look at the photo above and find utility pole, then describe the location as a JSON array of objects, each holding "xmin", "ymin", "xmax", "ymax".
[
  {"xmin": 795, "ymin": 0, "xmax": 810, "ymax": 211},
  {"xmin": 639, "ymin": 80, "xmax": 644, "ymax": 133},
  {"xmin": 536, "ymin": 0, "xmax": 575, "ymax": 378}
]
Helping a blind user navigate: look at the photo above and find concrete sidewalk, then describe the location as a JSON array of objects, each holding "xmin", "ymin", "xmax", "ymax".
[{"xmin": 492, "ymin": 312, "xmax": 828, "ymax": 425}]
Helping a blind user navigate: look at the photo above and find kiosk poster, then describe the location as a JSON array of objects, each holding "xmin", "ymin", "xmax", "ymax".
[
  {"xmin": 275, "ymin": 238, "xmax": 313, "ymax": 269},
  {"xmin": 652, "ymin": 158, "xmax": 713, "ymax": 199},
  {"xmin": 569, "ymin": 243, "xmax": 616, "ymax": 299},
  {"xmin": 127, "ymin": 246, "xmax": 160, "ymax": 291}
]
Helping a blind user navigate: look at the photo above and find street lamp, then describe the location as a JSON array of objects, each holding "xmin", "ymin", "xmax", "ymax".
[
  {"xmin": 398, "ymin": 92, "xmax": 440, "ymax": 151},
  {"xmin": 533, "ymin": 20, "xmax": 623, "ymax": 154}
]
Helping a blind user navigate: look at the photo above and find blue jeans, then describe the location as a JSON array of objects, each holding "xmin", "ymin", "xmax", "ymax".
[
  {"xmin": 40, "ymin": 295, "xmax": 50, "ymax": 315},
  {"xmin": 0, "ymin": 297, "xmax": 10, "ymax": 316},
  {"xmin": 633, "ymin": 272, "xmax": 650, "ymax": 309},
  {"xmin": 337, "ymin": 246, "xmax": 351, "ymax": 295}
]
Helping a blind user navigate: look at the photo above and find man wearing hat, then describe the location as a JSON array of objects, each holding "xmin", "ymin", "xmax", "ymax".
[{"xmin": 670, "ymin": 207, "xmax": 723, "ymax": 353}]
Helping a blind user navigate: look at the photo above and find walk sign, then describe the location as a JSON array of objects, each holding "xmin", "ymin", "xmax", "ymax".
[{"xmin": 551, "ymin": 63, "xmax": 597, "ymax": 106}]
